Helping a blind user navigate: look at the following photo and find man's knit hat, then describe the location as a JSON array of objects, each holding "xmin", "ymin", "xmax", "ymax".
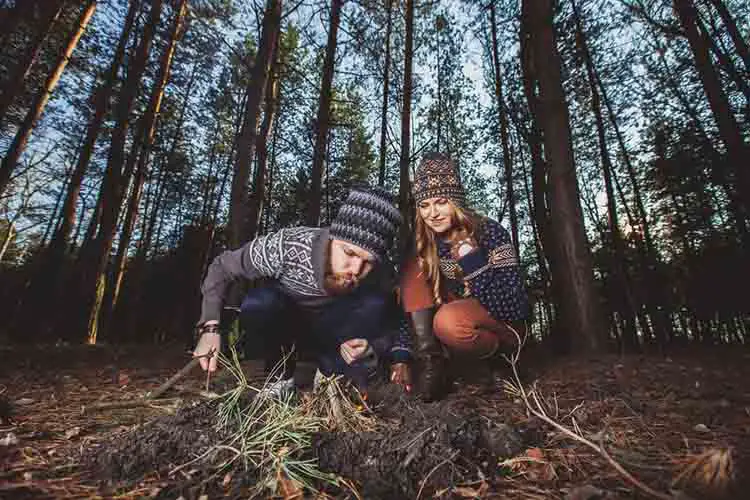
[
  {"xmin": 412, "ymin": 152, "xmax": 466, "ymax": 206},
  {"xmin": 330, "ymin": 186, "xmax": 402, "ymax": 261}
]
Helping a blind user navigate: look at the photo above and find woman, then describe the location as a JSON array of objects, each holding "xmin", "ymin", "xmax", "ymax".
[{"xmin": 392, "ymin": 153, "xmax": 528, "ymax": 400}]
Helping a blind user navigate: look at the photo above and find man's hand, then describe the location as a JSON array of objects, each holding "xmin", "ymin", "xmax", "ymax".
[
  {"xmin": 390, "ymin": 363, "xmax": 412, "ymax": 392},
  {"xmin": 193, "ymin": 323, "xmax": 221, "ymax": 372},
  {"xmin": 339, "ymin": 338, "xmax": 370, "ymax": 365}
]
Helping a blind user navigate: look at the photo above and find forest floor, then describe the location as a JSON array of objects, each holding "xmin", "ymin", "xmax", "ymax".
[{"xmin": 0, "ymin": 342, "xmax": 748, "ymax": 499}]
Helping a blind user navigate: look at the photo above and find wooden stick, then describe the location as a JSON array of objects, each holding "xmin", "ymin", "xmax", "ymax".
[
  {"xmin": 82, "ymin": 397, "xmax": 183, "ymax": 414},
  {"xmin": 82, "ymin": 351, "xmax": 216, "ymax": 414}
]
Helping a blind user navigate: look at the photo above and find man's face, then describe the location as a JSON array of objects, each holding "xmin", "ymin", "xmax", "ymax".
[{"xmin": 326, "ymin": 239, "xmax": 376, "ymax": 294}]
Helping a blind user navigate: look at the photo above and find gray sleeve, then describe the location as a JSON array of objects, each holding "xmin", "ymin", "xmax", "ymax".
[{"xmin": 198, "ymin": 229, "xmax": 285, "ymax": 324}]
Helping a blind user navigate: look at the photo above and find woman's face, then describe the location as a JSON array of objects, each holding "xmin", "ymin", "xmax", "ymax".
[{"xmin": 418, "ymin": 197, "xmax": 456, "ymax": 235}]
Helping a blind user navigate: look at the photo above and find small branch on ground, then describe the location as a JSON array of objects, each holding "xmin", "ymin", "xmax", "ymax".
[
  {"xmin": 501, "ymin": 325, "xmax": 674, "ymax": 500},
  {"xmin": 81, "ymin": 350, "xmax": 216, "ymax": 414}
]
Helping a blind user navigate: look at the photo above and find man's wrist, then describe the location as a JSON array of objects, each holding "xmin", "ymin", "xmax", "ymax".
[{"xmin": 196, "ymin": 322, "xmax": 220, "ymax": 339}]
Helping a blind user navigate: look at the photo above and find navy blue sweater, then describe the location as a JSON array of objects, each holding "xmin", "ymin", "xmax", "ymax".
[{"xmin": 398, "ymin": 217, "xmax": 528, "ymax": 354}]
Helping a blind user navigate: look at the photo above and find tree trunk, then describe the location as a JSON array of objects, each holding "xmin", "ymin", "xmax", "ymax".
[
  {"xmin": 228, "ymin": 0, "xmax": 282, "ymax": 247},
  {"xmin": 81, "ymin": 0, "xmax": 163, "ymax": 345},
  {"xmin": 489, "ymin": 3, "xmax": 519, "ymax": 255},
  {"xmin": 306, "ymin": 0, "xmax": 344, "ymax": 227},
  {"xmin": 398, "ymin": 0, "xmax": 416, "ymax": 249},
  {"xmin": 248, "ymin": 43, "xmax": 281, "ymax": 237},
  {"xmin": 521, "ymin": 0, "xmax": 606, "ymax": 354},
  {"xmin": 571, "ymin": 0, "xmax": 640, "ymax": 351},
  {"xmin": 0, "ymin": 0, "xmax": 64, "ymax": 126},
  {"xmin": 0, "ymin": 1, "xmax": 96, "ymax": 197},
  {"xmin": 705, "ymin": 0, "xmax": 750, "ymax": 72},
  {"xmin": 47, "ymin": 0, "xmax": 139, "ymax": 262},
  {"xmin": 596, "ymin": 52, "xmax": 672, "ymax": 349},
  {"xmin": 378, "ymin": 0, "xmax": 394, "ymax": 187},
  {"xmin": 0, "ymin": 221, "xmax": 15, "ymax": 263},
  {"xmin": 105, "ymin": 0, "xmax": 186, "ymax": 327},
  {"xmin": 673, "ymin": 0, "xmax": 750, "ymax": 230}
]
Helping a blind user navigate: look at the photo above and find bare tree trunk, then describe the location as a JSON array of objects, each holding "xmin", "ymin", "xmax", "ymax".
[
  {"xmin": 0, "ymin": 221, "xmax": 15, "ymax": 263},
  {"xmin": 596, "ymin": 48, "xmax": 672, "ymax": 350},
  {"xmin": 673, "ymin": 0, "xmax": 750, "ymax": 231},
  {"xmin": 104, "ymin": 0, "xmax": 186, "ymax": 329},
  {"xmin": 398, "ymin": 0, "xmax": 415, "ymax": 249},
  {"xmin": 229, "ymin": 0, "xmax": 282, "ymax": 246},
  {"xmin": 489, "ymin": 3, "xmax": 519, "ymax": 254},
  {"xmin": 307, "ymin": 0, "xmax": 344, "ymax": 227},
  {"xmin": 705, "ymin": 0, "xmax": 750, "ymax": 72},
  {"xmin": 378, "ymin": 0, "xmax": 394, "ymax": 187},
  {"xmin": 248, "ymin": 43, "xmax": 281, "ymax": 237},
  {"xmin": 0, "ymin": 1, "xmax": 96, "ymax": 196},
  {"xmin": 48, "ymin": 0, "xmax": 139, "ymax": 261},
  {"xmin": 521, "ymin": 0, "xmax": 606, "ymax": 354},
  {"xmin": 81, "ymin": 0, "xmax": 162, "ymax": 345},
  {"xmin": 571, "ymin": 0, "xmax": 640, "ymax": 351},
  {"xmin": 0, "ymin": 0, "xmax": 64, "ymax": 125}
]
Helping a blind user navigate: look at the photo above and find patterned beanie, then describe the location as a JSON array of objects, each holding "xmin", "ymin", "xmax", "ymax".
[
  {"xmin": 412, "ymin": 152, "xmax": 466, "ymax": 206},
  {"xmin": 330, "ymin": 186, "xmax": 402, "ymax": 261}
]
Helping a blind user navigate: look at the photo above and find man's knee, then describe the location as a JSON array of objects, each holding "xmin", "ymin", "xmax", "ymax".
[{"xmin": 240, "ymin": 286, "xmax": 285, "ymax": 315}]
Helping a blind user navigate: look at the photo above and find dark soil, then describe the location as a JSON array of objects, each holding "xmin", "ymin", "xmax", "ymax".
[
  {"xmin": 314, "ymin": 384, "xmax": 526, "ymax": 499},
  {"xmin": 1, "ymin": 343, "xmax": 749, "ymax": 499}
]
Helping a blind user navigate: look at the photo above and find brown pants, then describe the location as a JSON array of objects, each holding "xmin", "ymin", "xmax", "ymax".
[{"xmin": 400, "ymin": 258, "xmax": 520, "ymax": 358}]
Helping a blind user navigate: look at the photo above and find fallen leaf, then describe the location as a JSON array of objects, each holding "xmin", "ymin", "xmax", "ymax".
[
  {"xmin": 65, "ymin": 426, "xmax": 82, "ymax": 440},
  {"xmin": 118, "ymin": 371, "xmax": 131, "ymax": 387},
  {"xmin": 1, "ymin": 432, "xmax": 19, "ymax": 446},
  {"xmin": 222, "ymin": 472, "xmax": 232, "ymax": 487},
  {"xmin": 23, "ymin": 471, "xmax": 32, "ymax": 481},
  {"xmin": 693, "ymin": 423, "xmax": 710, "ymax": 433},
  {"xmin": 453, "ymin": 482, "xmax": 488, "ymax": 497},
  {"xmin": 566, "ymin": 484, "xmax": 605, "ymax": 500},
  {"xmin": 15, "ymin": 398, "xmax": 34, "ymax": 406}
]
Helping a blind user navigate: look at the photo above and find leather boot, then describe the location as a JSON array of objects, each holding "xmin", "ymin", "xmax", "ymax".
[{"xmin": 410, "ymin": 307, "xmax": 447, "ymax": 401}]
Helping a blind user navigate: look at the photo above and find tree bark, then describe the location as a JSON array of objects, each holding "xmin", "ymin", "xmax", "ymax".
[
  {"xmin": 248, "ymin": 42, "xmax": 282, "ymax": 238},
  {"xmin": 489, "ymin": 3, "xmax": 519, "ymax": 255},
  {"xmin": 106, "ymin": 0, "xmax": 187, "ymax": 323},
  {"xmin": 306, "ymin": 0, "xmax": 344, "ymax": 227},
  {"xmin": 81, "ymin": 0, "xmax": 163, "ymax": 344},
  {"xmin": 398, "ymin": 0, "xmax": 416, "ymax": 249},
  {"xmin": 521, "ymin": 0, "xmax": 606, "ymax": 354},
  {"xmin": 0, "ymin": 0, "xmax": 64, "ymax": 126},
  {"xmin": 378, "ymin": 0, "xmax": 394, "ymax": 187},
  {"xmin": 47, "ymin": 0, "xmax": 139, "ymax": 262},
  {"xmin": 673, "ymin": 0, "xmax": 750, "ymax": 231},
  {"xmin": 0, "ymin": 221, "xmax": 15, "ymax": 263},
  {"xmin": 0, "ymin": 1, "xmax": 96, "ymax": 197},
  {"xmin": 705, "ymin": 0, "xmax": 750, "ymax": 72},
  {"xmin": 571, "ymin": 0, "xmax": 640, "ymax": 351},
  {"xmin": 229, "ymin": 0, "xmax": 282, "ymax": 246}
]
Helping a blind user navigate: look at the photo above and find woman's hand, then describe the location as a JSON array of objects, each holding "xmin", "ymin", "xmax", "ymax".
[
  {"xmin": 449, "ymin": 229, "xmax": 478, "ymax": 260},
  {"xmin": 390, "ymin": 363, "xmax": 412, "ymax": 392}
]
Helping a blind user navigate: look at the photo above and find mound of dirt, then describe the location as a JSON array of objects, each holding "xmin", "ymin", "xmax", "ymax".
[
  {"xmin": 313, "ymin": 384, "xmax": 526, "ymax": 499},
  {"xmin": 84, "ymin": 400, "xmax": 222, "ymax": 482}
]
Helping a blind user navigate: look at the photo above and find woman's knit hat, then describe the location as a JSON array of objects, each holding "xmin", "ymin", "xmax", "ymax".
[
  {"xmin": 330, "ymin": 186, "xmax": 402, "ymax": 261},
  {"xmin": 412, "ymin": 152, "xmax": 466, "ymax": 206}
]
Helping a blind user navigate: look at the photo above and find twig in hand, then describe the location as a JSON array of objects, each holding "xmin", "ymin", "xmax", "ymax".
[
  {"xmin": 149, "ymin": 349, "xmax": 215, "ymax": 400},
  {"xmin": 501, "ymin": 325, "xmax": 673, "ymax": 500}
]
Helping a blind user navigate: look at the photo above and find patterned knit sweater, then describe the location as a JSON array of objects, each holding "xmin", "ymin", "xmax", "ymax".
[
  {"xmin": 198, "ymin": 226, "xmax": 412, "ymax": 362},
  {"xmin": 399, "ymin": 217, "xmax": 528, "ymax": 346},
  {"xmin": 437, "ymin": 217, "xmax": 528, "ymax": 322}
]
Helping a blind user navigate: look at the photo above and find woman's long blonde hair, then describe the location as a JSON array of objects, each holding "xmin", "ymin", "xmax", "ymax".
[{"xmin": 415, "ymin": 200, "xmax": 479, "ymax": 304}]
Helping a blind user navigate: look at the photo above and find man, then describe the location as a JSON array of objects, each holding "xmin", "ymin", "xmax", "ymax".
[{"xmin": 193, "ymin": 186, "xmax": 412, "ymax": 393}]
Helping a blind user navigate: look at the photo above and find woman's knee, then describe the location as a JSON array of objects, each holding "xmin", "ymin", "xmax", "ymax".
[{"xmin": 433, "ymin": 302, "xmax": 499, "ymax": 357}]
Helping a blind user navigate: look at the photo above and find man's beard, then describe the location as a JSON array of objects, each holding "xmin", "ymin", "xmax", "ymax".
[{"xmin": 324, "ymin": 272, "xmax": 359, "ymax": 295}]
